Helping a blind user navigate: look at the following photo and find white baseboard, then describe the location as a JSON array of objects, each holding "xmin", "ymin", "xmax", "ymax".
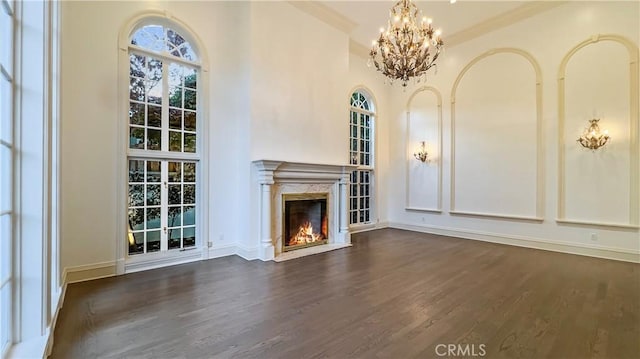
[
  {"xmin": 377, "ymin": 221, "xmax": 390, "ymax": 229},
  {"xmin": 43, "ymin": 283, "xmax": 66, "ymax": 358},
  {"xmin": 388, "ymin": 221, "xmax": 640, "ymax": 263},
  {"xmin": 63, "ymin": 261, "xmax": 117, "ymax": 284},
  {"xmin": 125, "ymin": 250, "xmax": 203, "ymax": 274},
  {"xmin": 207, "ymin": 244, "xmax": 237, "ymax": 259},
  {"xmin": 235, "ymin": 244, "xmax": 259, "ymax": 260}
]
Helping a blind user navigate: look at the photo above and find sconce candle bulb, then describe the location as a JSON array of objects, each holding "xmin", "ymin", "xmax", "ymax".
[
  {"xmin": 577, "ymin": 119, "xmax": 610, "ymax": 150},
  {"xmin": 413, "ymin": 141, "xmax": 429, "ymax": 163}
]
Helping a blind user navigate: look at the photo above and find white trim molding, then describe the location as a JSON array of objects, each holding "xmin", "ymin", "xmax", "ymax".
[
  {"xmin": 557, "ymin": 34, "xmax": 640, "ymax": 228},
  {"xmin": 446, "ymin": 2, "xmax": 568, "ymax": 47},
  {"xmin": 349, "ymin": 39, "xmax": 370, "ymax": 59},
  {"xmin": 388, "ymin": 222, "xmax": 640, "ymax": 263},
  {"xmin": 450, "ymin": 48, "xmax": 544, "ymax": 221},
  {"xmin": 405, "ymin": 86, "xmax": 443, "ymax": 213},
  {"xmin": 62, "ymin": 261, "xmax": 117, "ymax": 284},
  {"xmin": 287, "ymin": 1, "xmax": 358, "ymax": 35}
]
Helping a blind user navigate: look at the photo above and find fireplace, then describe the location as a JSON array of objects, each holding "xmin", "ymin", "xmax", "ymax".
[{"xmin": 283, "ymin": 193, "xmax": 328, "ymax": 252}]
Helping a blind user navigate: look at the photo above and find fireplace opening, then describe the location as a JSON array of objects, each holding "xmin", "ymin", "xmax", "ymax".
[{"xmin": 283, "ymin": 193, "xmax": 328, "ymax": 252}]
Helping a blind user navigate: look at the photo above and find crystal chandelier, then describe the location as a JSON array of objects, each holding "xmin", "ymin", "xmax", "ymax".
[
  {"xmin": 369, "ymin": 0, "xmax": 444, "ymax": 87},
  {"xmin": 577, "ymin": 119, "xmax": 610, "ymax": 150}
]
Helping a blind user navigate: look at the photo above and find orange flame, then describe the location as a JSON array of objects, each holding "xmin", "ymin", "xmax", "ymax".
[{"xmin": 289, "ymin": 221, "xmax": 325, "ymax": 246}]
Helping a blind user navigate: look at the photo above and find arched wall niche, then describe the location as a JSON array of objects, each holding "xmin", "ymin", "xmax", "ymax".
[
  {"xmin": 557, "ymin": 34, "xmax": 639, "ymax": 229},
  {"xmin": 405, "ymin": 86, "xmax": 443, "ymax": 212},
  {"xmin": 449, "ymin": 48, "xmax": 544, "ymax": 221}
]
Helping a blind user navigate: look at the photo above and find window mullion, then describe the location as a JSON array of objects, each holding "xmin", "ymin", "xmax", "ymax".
[
  {"xmin": 161, "ymin": 61, "xmax": 168, "ymax": 152},
  {"xmin": 160, "ymin": 161, "xmax": 168, "ymax": 252}
]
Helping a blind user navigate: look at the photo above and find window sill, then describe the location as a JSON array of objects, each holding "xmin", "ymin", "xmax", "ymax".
[{"xmin": 125, "ymin": 247, "xmax": 203, "ymax": 273}]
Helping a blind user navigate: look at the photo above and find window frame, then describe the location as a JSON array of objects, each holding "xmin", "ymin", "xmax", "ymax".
[
  {"xmin": 348, "ymin": 90, "xmax": 376, "ymax": 228},
  {"xmin": 117, "ymin": 14, "xmax": 210, "ymax": 273},
  {"xmin": 0, "ymin": 0, "xmax": 15, "ymax": 354}
]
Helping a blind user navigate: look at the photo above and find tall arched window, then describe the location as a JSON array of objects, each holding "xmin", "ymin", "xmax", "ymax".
[
  {"xmin": 127, "ymin": 24, "xmax": 201, "ymax": 256},
  {"xmin": 349, "ymin": 91, "xmax": 375, "ymax": 225}
]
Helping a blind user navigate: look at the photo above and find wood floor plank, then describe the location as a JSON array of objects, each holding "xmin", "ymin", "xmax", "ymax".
[{"xmin": 49, "ymin": 229, "xmax": 640, "ymax": 359}]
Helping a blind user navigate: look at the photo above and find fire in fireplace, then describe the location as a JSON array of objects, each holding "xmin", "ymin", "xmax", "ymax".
[{"xmin": 283, "ymin": 193, "xmax": 328, "ymax": 251}]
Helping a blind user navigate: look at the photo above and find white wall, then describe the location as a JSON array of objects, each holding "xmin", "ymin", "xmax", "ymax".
[
  {"xmin": 388, "ymin": 1, "xmax": 640, "ymax": 261},
  {"xmin": 249, "ymin": 2, "xmax": 349, "ymax": 165}
]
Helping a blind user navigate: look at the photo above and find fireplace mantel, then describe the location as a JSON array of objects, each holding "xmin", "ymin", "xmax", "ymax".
[{"xmin": 253, "ymin": 160, "xmax": 357, "ymax": 261}]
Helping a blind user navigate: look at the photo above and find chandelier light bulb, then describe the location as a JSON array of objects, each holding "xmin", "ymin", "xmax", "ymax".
[
  {"xmin": 450, "ymin": 0, "xmax": 457, "ymax": 3},
  {"xmin": 369, "ymin": 0, "xmax": 444, "ymax": 87},
  {"xmin": 379, "ymin": 27, "xmax": 385, "ymax": 33}
]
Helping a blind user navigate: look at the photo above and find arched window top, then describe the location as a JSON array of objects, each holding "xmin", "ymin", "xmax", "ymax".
[
  {"xmin": 131, "ymin": 25, "xmax": 197, "ymax": 62},
  {"xmin": 350, "ymin": 91, "xmax": 373, "ymax": 112}
]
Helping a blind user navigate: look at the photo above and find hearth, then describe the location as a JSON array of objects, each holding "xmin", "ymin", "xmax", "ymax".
[{"xmin": 283, "ymin": 193, "xmax": 328, "ymax": 252}]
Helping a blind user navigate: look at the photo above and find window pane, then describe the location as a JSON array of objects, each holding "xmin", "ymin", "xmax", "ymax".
[
  {"xmin": 129, "ymin": 160, "xmax": 144, "ymax": 182},
  {"xmin": 128, "ymin": 232, "xmax": 144, "ymax": 255},
  {"xmin": 184, "ymin": 89, "xmax": 196, "ymax": 110},
  {"xmin": 1, "ymin": 280, "xmax": 10, "ymax": 349},
  {"xmin": 146, "ymin": 207, "xmax": 160, "ymax": 229},
  {"xmin": 169, "ymin": 131, "xmax": 181, "ymax": 152},
  {"xmin": 0, "ymin": 145, "xmax": 10, "ymax": 212},
  {"xmin": 1, "ymin": 214, "xmax": 10, "ymax": 282},
  {"xmin": 184, "ymin": 133, "xmax": 196, "ymax": 153},
  {"xmin": 183, "ymin": 184, "xmax": 195, "ymax": 204},
  {"xmin": 183, "ymin": 206, "xmax": 195, "ymax": 226},
  {"xmin": 183, "ymin": 227, "xmax": 195, "ymax": 247},
  {"xmin": 129, "ymin": 102, "xmax": 144, "ymax": 126},
  {"xmin": 184, "ymin": 68, "xmax": 197, "ymax": 89},
  {"xmin": 1, "ymin": 7, "xmax": 13, "ymax": 75},
  {"xmin": 183, "ymin": 163, "xmax": 195, "ymax": 182},
  {"xmin": 168, "ymin": 206, "xmax": 181, "ymax": 227},
  {"xmin": 128, "ymin": 208, "xmax": 144, "ymax": 230},
  {"xmin": 184, "ymin": 111, "xmax": 196, "ymax": 131},
  {"xmin": 129, "ymin": 127, "xmax": 144, "ymax": 149},
  {"xmin": 168, "ymin": 162, "xmax": 181, "ymax": 182},
  {"xmin": 129, "ymin": 77, "xmax": 145, "ymax": 101},
  {"xmin": 168, "ymin": 184, "xmax": 181, "ymax": 205},
  {"xmin": 169, "ymin": 108, "xmax": 181, "ymax": 130},
  {"xmin": 128, "ymin": 185, "xmax": 144, "ymax": 207},
  {"xmin": 1, "ymin": 78, "xmax": 12, "ymax": 145},
  {"xmin": 168, "ymin": 228, "xmax": 181, "ymax": 249},
  {"xmin": 147, "ymin": 105, "xmax": 161, "ymax": 128},
  {"xmin": 146, "ymin": 184, "xmax": 161, "ymax": 205},
  {"xmin": 146, "ymin": 161, "xmax": 161, "ymax": 182},
  {"xmin": 129, "ymin": 54, "xmax": 145, "ymax": 78},
  {"xmin": 169, "ymin": 87, "xmax": 182, "ymax": 108},
  {"xmin": 147, "ymin": 129, "xmax": 161, "ymax": 151},
  {"xmin": 146, "ymin": 230, "xmax": 161, "ymax": 252}
]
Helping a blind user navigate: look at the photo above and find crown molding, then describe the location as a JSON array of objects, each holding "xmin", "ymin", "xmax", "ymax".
[
  {"xmin": 348, "ymin": 1, "xmax": 568, "ymax": 57},
  {"xmin": 287, "ymin": 1, "xmax": 358, "ymax": 34},
  {"xmin": 349, "ymin": 39, "xmax": 370, "ymax": 59},
  {"xmin": 446, "ymin": 1, "xmax": 569, "ymax": 47}
]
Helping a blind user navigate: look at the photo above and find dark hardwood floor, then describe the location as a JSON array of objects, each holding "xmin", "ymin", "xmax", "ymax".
[{"xmin": 50, "ymin": 229, "xmax": 640, "ymax": 358}]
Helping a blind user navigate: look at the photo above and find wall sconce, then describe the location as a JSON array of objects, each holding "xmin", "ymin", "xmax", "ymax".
[
  {"xmin": 577, "ymin": 119, "xmax": 610, "ymax": 150},
  {"xmin": 413, "ymin": 141, "xmax": 429, "ymax": 163}
]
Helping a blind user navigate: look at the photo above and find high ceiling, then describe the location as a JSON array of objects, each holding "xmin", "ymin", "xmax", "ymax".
[{"xmin": 322, "ymin": 1, "xmax": 527, "ymax": 48}]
